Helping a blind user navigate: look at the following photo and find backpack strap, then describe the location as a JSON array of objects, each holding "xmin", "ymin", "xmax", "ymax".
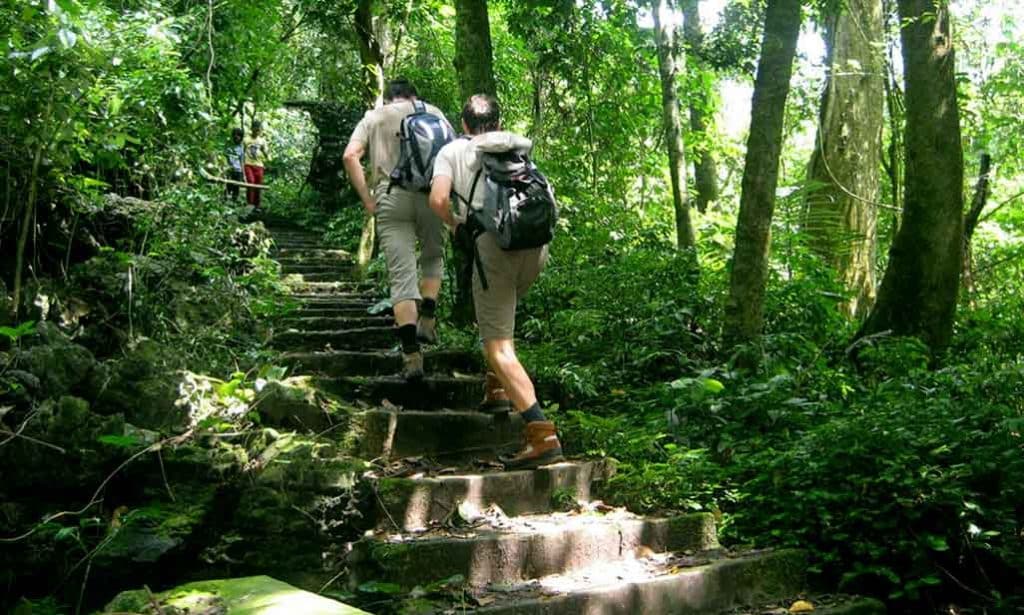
[{"xmin": 413, "ymin": 100, "xmax": 426, "ymax": 114}]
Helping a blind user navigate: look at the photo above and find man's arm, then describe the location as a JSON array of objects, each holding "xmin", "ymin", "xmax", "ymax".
[
  {"xmin": 343, "ymin": 140, "xmax": 376, "ymax": 214},
  {"xmin": 428, "ymin": 175, "xmax": 457, "ymax": 227}
]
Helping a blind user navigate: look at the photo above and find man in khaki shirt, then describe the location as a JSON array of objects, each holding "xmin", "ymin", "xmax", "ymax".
[
  {"xmin": 429, "ymin": 94, "xmax": 564, "ymax": 470},
  {"xmin": 343, "ymin": 79, "xmax": 454, "ymax": 379}
]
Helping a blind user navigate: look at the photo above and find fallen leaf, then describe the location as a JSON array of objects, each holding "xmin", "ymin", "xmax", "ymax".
[{"xmin": 789, "ymin": 600, "xmax": 815, "ymax": 613}]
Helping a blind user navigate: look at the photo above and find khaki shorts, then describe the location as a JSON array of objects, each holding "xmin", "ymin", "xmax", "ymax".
[
  {"xmin": 375, "ymin": 186, "xmax": 445, "ymax": 304},
  {"xmin": 473, "ymin": 232, "xmax": 549, "ymax": 341}
]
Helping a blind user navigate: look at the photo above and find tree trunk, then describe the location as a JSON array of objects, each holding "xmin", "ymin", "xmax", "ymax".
[
  {"xmin": 856, "ymin": 0, "xmax": 964, "ymax": 353},
  {"xmin": 453, "ymin": 0, "xmax": 497, "ymax": 102},
  {"xmin": 353, "ymin": 0, "xmax": 386, "ymax": 270},
  {"xmin": 652, "ymin": 0, "xmax": 696, "ymax": 252},
  {"xmin": 681, "ymin": 0, "xmax": 719, "ymax": 212},
  {"xmin": 804, "ymin": 0, "xmax": 884, "ymax": 319},
  {"xmin": 960, "ymin": 153, "xmax": 991, "ymax": 296},
  {"xmin": 723, "ymin": 0, "xmax": 803, "ymax": 349}
]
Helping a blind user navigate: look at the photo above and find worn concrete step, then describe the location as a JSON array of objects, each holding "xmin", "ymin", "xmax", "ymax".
[
  {"xmin": 271, "ymin": 326, "xmax": 396, "ymax": 351},
  {"xmin": 292, "ymin": 306, "xmax": 382, "ymax": 318},
  {"xmin": 375, "ymin": 460, "xmax": 615, "ymax": 531},
  {"xmin": 290, "ymin": 290, "xmax": 378, "ymax": 302},
  {"xmin": 280, "ymin": 261, "xmax": 356, "ymax": 273},
  {"xmin": 284, "ymin": 280, "xmax": 376, "ymax": 294},
  {"xmin": 716, "ymin": 595, "xmax": 887, "ymax": 615},
  {"xmin": 283, "ymin": 316, "xmax": 394, "ymax": 331},
  {"xmin": 274, "ymin": 248, "xmax": 353, "ymax": 260},
  {"xmin": 469, "ymin": 549, "xmax": 808, "ymax": 615},
  {"xmin": 273, "ymin": 240, "xmax": 329, "ymax": 249},
  {"xmin": 283, "ymin": 271, "xmax": 358, "ymax": 282},
  {"xmin": 320, "ymin": 374, "xmax": 483, "ymax": 410},
  {"xmin": 281, "ymin": 349, "xmax": 479, "ymax": 377},
  {"xmin": 356, "ymin": 409, "xmax": 523, "ymax": 460},
  {"xmin": 349, "ymin": 512, "xmax": 719, "ymax": 589}
]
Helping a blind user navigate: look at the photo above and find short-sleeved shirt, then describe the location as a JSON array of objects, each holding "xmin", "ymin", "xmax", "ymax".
[
  {"xmin": 243, "ymin": 136, "xmax": 268, "ymax": 168},
  {"xmin": 348, "ymin": 99, "xmax": 452, "ymax": 195},
  {"xmin": 432, "ymin": 131, "xmax": 534, "ymax": 222}
]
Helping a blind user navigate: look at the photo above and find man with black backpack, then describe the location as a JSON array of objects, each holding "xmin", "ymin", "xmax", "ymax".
[
  {"xmin": 428, "ymin": 94, "xmax": 564, "ymax": 470},
  {"xmin": 343, "ymin": 79, "xmax": 455, "ymax": 380}
]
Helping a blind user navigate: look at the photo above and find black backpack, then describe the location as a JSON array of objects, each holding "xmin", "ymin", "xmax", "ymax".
[
  {"xmin": 465, "ymin": 151, "xmax": 558, "ymax": 250},
  {"xmin": 456, "ymin": 149, "xmax": 558, "ymax": 290},
  {"xmin": 388, "ymin": 101, "xmax": 454, "ymax": 193}
]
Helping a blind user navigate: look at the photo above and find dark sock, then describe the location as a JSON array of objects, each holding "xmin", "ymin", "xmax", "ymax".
[
  {"xmin": 398, "ymin": 324, "xmax": 419, "ymax": 354},
  {"xmin": 520, "ymin": 402, "xmax": 546, "ymax": 423},
  {"xmin": 420, "ymin": 298, "xmax": 437, "ymax": 319}
]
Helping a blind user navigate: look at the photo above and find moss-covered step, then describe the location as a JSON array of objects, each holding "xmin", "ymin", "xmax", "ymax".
[
  {"xmin": 292, "ymin": 306, "xmax": 385, "ymax": 318},
  {"xmin": 376, "ymin": 460, "xmax": 616, "ymax": 531},
  {"xmin": 467, "ymin": 549, "xmax": 807, "ymax": 615},
  {"xmin": 355, "ymin": 408, "xmax": 524, "ymax": 459},
  {"xmin": 319, "ymin": 374, "xmax": 484, "ymax": 409},
  {"xmin": 270, "ymin": 326, "xmax": 396, "ymax": 351},
  {"xmin": 282, "ymin": 348, "xmax": 479, "ymax": 377},
  {"xmin": 718, "ymin": 594, "xmax": 886, "ymax": 615},
  {"xmin": 349, "ymin": 512, "xmax": 718, "ymax": 589},
  {"xmin": 279, "ymin": 259, "xmax": 355, "ymax": 272},
  {"xmin": 282, "ymin": 315, "xmax": 393, "ymax": 331},
  {"xmin": 104, "ymin": 575, "xmax": 369, "ymax": 614},
  {"xmin": 287, "ymin": 294, "xmax": 379, "ymax": 307}
]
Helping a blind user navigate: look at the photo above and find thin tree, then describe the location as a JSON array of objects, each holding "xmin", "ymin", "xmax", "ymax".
[
  {"xmin": 856, "ymin": 0, "xmax": 964, "ymax": 352},
  {"xmin": 724, "ymin": 0, "xmax": 803, "ymax": 349},
  {"xmin": 804, "ymin": 0, "xmax": 885, "ymax": 318},
  {"xmin": 453, "ymin": 0, "xmax": 497, "ymax": 101},
  {"xmin": 681, "ymin": 0, "xmax": 719, "ymax": 212},
  {"xmin": 652, "ymin": 0, "xmax": 697, "ymax": 252},
  {"xmin": 353, "ymin": 0, "xmax": 386, "ymax": 270}
]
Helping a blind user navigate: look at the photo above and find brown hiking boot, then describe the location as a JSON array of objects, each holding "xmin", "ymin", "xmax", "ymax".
[
  {"xmin": 501, "ymin": 421, "xmax": 564, "ymax": 470},
  {"xmin": 401, "ymin": 351, "xmax": 424, "ymax": 381},
  {"xmin": 479, "ymin": 372, "xmax": 513, "ymax": 414},
  {"xmin": 416, "ymin": 316, "xmax": 438, "ymax": 345}
]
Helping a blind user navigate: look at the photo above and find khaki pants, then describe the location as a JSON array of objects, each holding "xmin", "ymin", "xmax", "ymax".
[
  {"xmin": 375, "ymin": 186, "xmax": 445, "ymax": 304},
  {"xmin": 473, "ymin": 232, "xmax": 549, "ymax": 341}
]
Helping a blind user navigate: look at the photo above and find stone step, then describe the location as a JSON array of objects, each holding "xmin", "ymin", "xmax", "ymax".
[
  {"xmin": 281, "ymin": 349, "xmax": 479, "ymax": 377},
  {"xmin": 274, "ymin": 240, "xmax": 330, "ymax": 249},
  {"xmin": 282, "ymin": 316, "xmax": 394, "ymax": 331},
  {"xmin": 287, "ymin": 293, "xmax": 379, "ymax": 306},
  {"xmin": 356, "ymin": 409, "xmax": 523, "ymax": 460},
  {"xmin": 284, "ymin": 280, "xmax": 376, "ymax": 294},
  {"xmin": 274, "ymin": 248, "xmax": 353, "ymax": 260},
  {"xmin": 271, "ymin": 326, "xmax": 396, "ymax": 351},
  {"xmin": 319, "ymin": 374, "xmax": 483, "ymax": 410},
  {"xmin": 375, "ymin": 460, "xmax": 615, "ymax": 531},
  {"xmin": 280, "ymin": 261, "xmax": 356, "ymax": 273},
  {"xmin": 283, "ymin": 271, "xmax": 356, "ymax": 282},
  {"xmin": 468, "ymin": 549, "xmax": 808, "ymax": 615},
  {"xmin": 349, "ymin": 512, "xmax": 719, "ymax": 589},
  {"xmin": 716, "ymin": 595, "xmax": 887, "ymax": 615},
  {"xmin": 292, "ymin": 306, "xmax": 382, "ymax": 318}
]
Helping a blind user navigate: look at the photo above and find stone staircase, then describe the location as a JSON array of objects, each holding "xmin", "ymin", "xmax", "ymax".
[{"xmin": 266, "ymin": 224, "xmax": 886, "ymax": 615}]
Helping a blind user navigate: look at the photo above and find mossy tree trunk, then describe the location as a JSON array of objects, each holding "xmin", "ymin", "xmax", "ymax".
[
  {"xmin": 681, "ymin": 0, "xmax": 719, "ymax": 213},
  {"xmin": 724, "ymin": 0, "xmax": 803, "ymax": 350},
  {"xmin": 453, "ymin": 0, "xmax": 497, "ymax": 102},
  {"xmin": 652, "ymin": 0, "xmax": 697, "ymax": 254},
  {"xmin": 804, "ymin": 0, "xmax": 885, "ymax": 319},
  {"xmin": 856, "ymin": 0, "xmax": 964, "ymax": 352}
]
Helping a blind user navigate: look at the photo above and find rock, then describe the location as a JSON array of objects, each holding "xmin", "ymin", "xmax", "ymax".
[
  {"xmin": 97, "ymin": 339, "xmax": 184, "ymax": 431},
  {"xmin": 104, "ymin": 575, "xmax": 370, "ymax": 614},
  {"xmin": 14, "ymin": 335, "xmax": 99, "ymax": 400},
  {"xmin": 255, "ymin": 376, "xmax": 345, "ymax": 432}
]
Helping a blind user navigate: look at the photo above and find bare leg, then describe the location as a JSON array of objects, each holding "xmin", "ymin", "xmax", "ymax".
[
  {"xmin": 393, "ymin": 299, "xmax": 418, "ymax": 327},
  {"xmin": 483, "ymin": 338, "xmax": 537, "ymax": 412},
  {"xmin": 420, "ymin": 276, "xmax": 441, "ymax": 301}
]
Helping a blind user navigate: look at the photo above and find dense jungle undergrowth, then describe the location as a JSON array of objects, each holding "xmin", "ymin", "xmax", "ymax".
[{"xmin": 3, "ymin": 0, "xmax": 1024, "ymax": 613}]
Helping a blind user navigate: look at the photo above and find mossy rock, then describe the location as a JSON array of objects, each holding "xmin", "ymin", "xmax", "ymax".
[
  {"xmin": 255, "ymin": 376, "xmax": 352, "ymax": 433},
  {"xmin": 105, "ymin": 575, "xmax": 369, "ymax": 614}
]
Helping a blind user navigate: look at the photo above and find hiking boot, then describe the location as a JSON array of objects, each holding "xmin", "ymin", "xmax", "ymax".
[
  {"xmin": 500, "ymin": 421, "xmax": 564, "ymax": 470},
  {"xmin": 401, "ymin": 351, "xmax": 424, "ymax": 381},
  {"xmin": 416, "ymin": 316, "xmax": 438, "ymax": 345},
  {"xmin": 479, "ymin": 372, "xmax": 513, "ymax": 414}
]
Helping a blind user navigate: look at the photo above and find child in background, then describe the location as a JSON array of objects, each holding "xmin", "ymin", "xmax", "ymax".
[
  {"xmin": 225, "ymin": 127, "xmax": 244, "ymax": 202},
  {"xmin": 243, "ymin": 120, "xmax": 269, "ymax": 208}
]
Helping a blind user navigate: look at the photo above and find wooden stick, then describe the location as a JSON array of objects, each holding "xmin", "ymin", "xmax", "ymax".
[{"xmin": 199, "ymin": 166, "xmax": 270, "ymax": 190}]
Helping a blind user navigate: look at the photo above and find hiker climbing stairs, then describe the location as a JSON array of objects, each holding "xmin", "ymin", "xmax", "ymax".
[{"xmin": 265, "ymin": 223, "xmax": 886, "ymax": 615}]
